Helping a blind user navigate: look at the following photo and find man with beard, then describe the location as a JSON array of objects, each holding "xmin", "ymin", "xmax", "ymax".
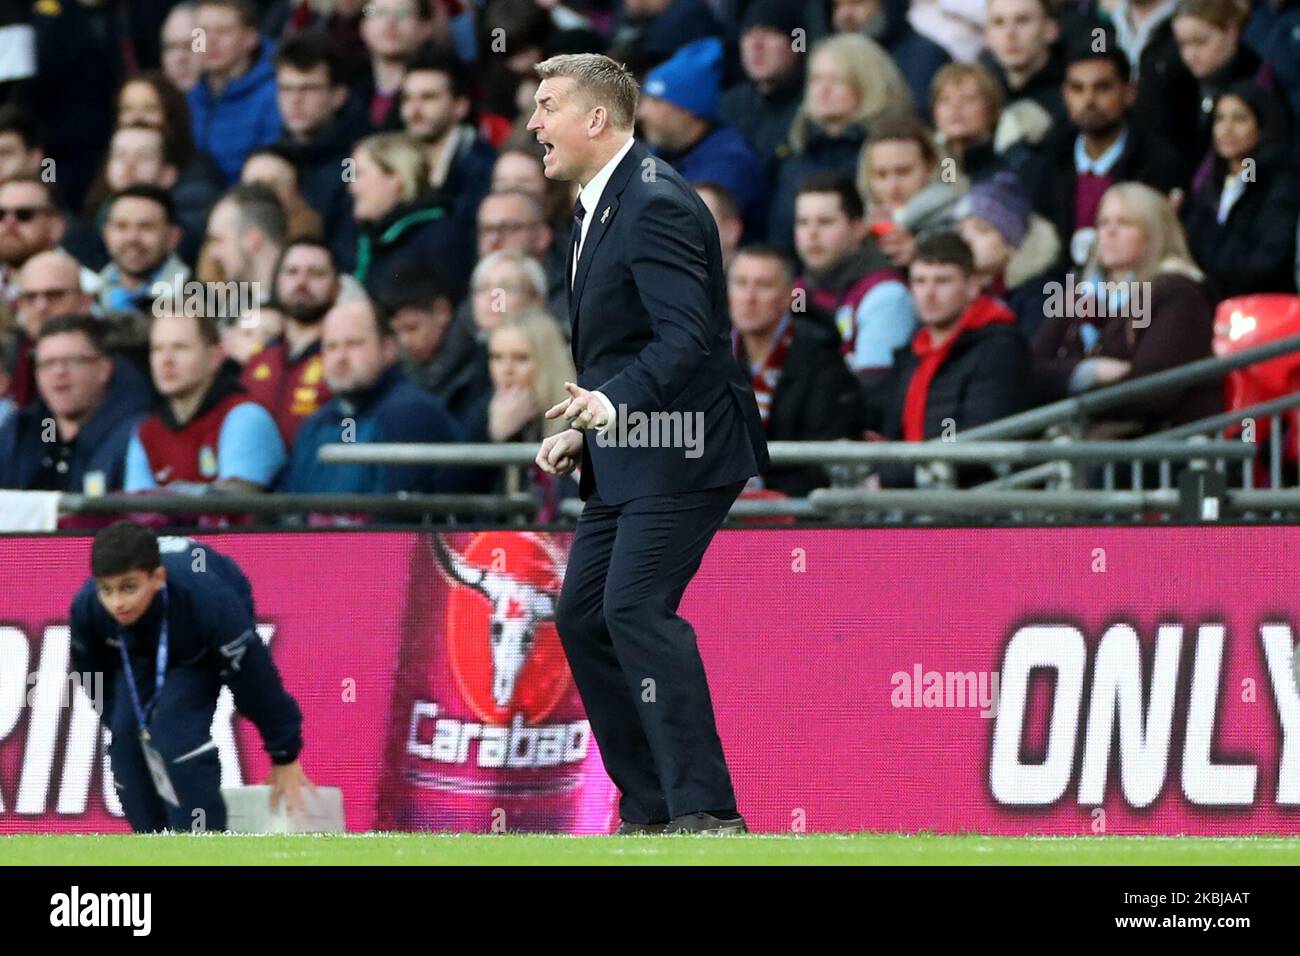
[
  {"xmin": 96, "ymin": 187, "xmax": 191, "ymax": 316},
  {"xmin": 240, "ymin": 239, "xmax": 339, "ymax": 445},
  {"xmin": 400, "ymin": 47, "xmax": 495, "ymax": 277},
  {"xmin": 1029, "ymin": 42, "xmax": 1183, "ymax": 270}
]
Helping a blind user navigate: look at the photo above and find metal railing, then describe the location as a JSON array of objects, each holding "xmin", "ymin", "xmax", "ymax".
[
  {"xmin": 59, "ymin": 491, "xmax": 537, "ymax": 522},
  {"xmin": 31, "ymin": 438, "xmax": 1294, "ymax": 527},
  {"xmin": 309, "ymin": 439, "xmax": 1256, "ymax": 525},
  {"xmin": 34, "ymin": 322, "xmax": 1300, "ymax": 529},
  {"xmin": 49, "ymin": 484, "xmax": 1300, "ymax": 525},
  {"xmin": 954, "ymin": 331, "xmax": 1300, "ymax": 442},
  {"xmin": 974, "ymin": 394, "xmax": 1300, "ymax": 492},
  {"xmin": 316, "ymin": 439, "xmax": 1255, "ymax": 467},
  {"xmin": 809, "ymin": 487, "xmax": 1182, "ymax": 517},
  {"xmin": 957, "ymin": 327, "xmax": 1300, "ymax": 493}
]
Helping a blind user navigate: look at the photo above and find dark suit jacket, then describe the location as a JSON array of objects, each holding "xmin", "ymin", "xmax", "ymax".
[
  {"xmin": 759, "ymin": 312, "xmax": 868, "ymax": 498},
  {"xmin": 1027, "ymin": 122, "xmax": 1184, "ymax": 272},
  {"xmin": 567, "ymin": 139, "xmax": 769, "ymax": 505}
]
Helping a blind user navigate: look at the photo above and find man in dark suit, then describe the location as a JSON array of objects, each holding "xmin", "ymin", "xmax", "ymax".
[{"xmin": 527, "ymin": 53, "xmax": 769, "ymax": 835}]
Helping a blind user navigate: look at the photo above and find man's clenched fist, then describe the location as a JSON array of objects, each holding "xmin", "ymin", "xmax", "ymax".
[{"xmin": 536, "ymin": 427, "xmax": 584, "ymax": 475}]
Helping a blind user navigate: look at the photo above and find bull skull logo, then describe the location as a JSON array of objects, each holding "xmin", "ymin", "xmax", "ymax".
[{"xmin": 433, "ymin": 534, "xmax": 562, "ymax": 710}]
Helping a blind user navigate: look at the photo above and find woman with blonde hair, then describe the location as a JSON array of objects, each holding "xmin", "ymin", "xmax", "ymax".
[
  {"xmin": 484, "ymin": 308, "xmax": 575, "ymax": 442},
  {"xmin": 348, "ymin": 132, "xmax": 468, "ymax": 298},
  {"xmin": 481, "ymin": 308, "xmax": 578, "ymax": 519},
  {"xmin": 767, "ymin": 33, "xmax": 913, "ymax": 252},
  {"xmin": 1031, "ymin": 182, "xmax": 1220, "ymax": 432}
]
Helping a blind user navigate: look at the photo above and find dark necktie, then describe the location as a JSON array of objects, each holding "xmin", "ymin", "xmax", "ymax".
[{"xmin": 570, "ymin": 196, "xmax": 587, "ymax": 287}]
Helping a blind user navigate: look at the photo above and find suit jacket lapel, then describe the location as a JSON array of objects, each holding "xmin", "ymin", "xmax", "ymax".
[
  {"xmin": 569, "ymin": 140, "xmax": 649, "ymax": 337},
  {"xmin": 571, "ymin": 195, "xmax": 619, "ymax": 314}
]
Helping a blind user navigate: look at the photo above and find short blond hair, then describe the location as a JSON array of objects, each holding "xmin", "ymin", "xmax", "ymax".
[
  {"xmin": 534, "ymin": 53, "xmax": 639, "ymax": 130},
  {"xmin": 354, "ymin": 133, "xmax": 429, "ymax": 205}
]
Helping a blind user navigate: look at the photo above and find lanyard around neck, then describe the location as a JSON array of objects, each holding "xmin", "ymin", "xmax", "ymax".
[{"xmin": 116, "ymin": 585, "xmax": 169, "ymax": 729}]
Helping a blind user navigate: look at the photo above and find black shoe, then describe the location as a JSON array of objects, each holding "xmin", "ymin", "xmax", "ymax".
[
  {"xmin": 664, "ymin": 812, "xmax": 748, "ymax": 835},
  {"xmin": 615, "ymin": 820, "xmax": 669, "ymax": 835}
]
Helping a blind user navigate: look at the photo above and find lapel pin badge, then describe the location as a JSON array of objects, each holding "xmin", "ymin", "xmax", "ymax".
[{"xmin": 601, "ymin": 207, "xmax": 610, "ymax": 224}]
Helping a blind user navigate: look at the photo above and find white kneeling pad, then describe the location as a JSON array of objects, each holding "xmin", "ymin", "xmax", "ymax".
[{"xmin": 221, "ymin": 785, "xmax": 345, "ymax": 833}]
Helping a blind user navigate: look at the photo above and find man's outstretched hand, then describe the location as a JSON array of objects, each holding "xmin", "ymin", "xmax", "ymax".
[
  {"xmin": 266, "ymin": 759, "xmax": 315, "ymax": 816},
  {"xmin": 536, "ymin": 428, "xmax": 583, "ymax": 475},
  {"xmin": 545, "ymin": 381, "xmax": 610, "ymax": 432}
]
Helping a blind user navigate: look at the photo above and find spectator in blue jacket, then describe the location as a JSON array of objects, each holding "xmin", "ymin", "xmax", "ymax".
[
  {"xmin": 188, "ymin": 0, "xmax": 282, "ymax": 184},
  {"xmin": 278, "ymin": 298, "xmax": 465, "ymax": 494},
  {"xmin": 637, "ymin": 37, "xmax": 768, "ymax": 240},
  {"xmin": 0, "ymin": 314, "xmax": 150, "ymax": 493}
]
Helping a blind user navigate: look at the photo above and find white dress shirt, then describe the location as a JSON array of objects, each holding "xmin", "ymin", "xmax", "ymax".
[{"xmin": 572, "ymin": 134, "xmax": 635, "ymax": 284}]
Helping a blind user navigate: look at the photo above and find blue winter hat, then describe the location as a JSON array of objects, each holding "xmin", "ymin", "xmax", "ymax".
[{"xmin": 643, "ymin": 37, "xmax": 723, "ymax": 122}]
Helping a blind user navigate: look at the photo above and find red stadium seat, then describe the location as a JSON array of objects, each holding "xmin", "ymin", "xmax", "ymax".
[{"xmin": 1212, "ymin": 294, "xmax": 1300, "ymax": 464}]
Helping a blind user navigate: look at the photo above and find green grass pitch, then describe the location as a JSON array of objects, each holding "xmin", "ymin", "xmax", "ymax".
[{"xmin": 4, "ymin": 833, "xmax": 1300, "ymax": 865}]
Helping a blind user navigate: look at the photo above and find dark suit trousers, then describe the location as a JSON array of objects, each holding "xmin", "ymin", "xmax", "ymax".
[{"xmin": 555, "ymin": 479, "xmax": 745, "ymax": 823}]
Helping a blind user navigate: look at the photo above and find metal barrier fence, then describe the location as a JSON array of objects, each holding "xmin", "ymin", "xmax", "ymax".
[
  {"xmin": 51, "ymin": 483, "xmax": 1300, "ymax": 526},
  {"xmin": 58, "ymin": 491, "xmax": 537, "ymax": 523},
  {"xmin": 316, "ymin": 440, "xmax": 1257, "ymax": 467},
  {"xmin": 34, "ymin": 321, "xmax": 1300, "ymax": 527},
  {"xmin": 48, "ymin": 439, "xmax": 1274, "ymax": 530},
  {"xmin": 954, "ymin": 331, "xmax": 1300, "ymax": 441}
]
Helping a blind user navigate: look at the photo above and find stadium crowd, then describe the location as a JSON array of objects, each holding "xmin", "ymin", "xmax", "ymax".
[{"xmin": 0, "ymin": 0, "xmax": 1296, "ymax": 519}]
